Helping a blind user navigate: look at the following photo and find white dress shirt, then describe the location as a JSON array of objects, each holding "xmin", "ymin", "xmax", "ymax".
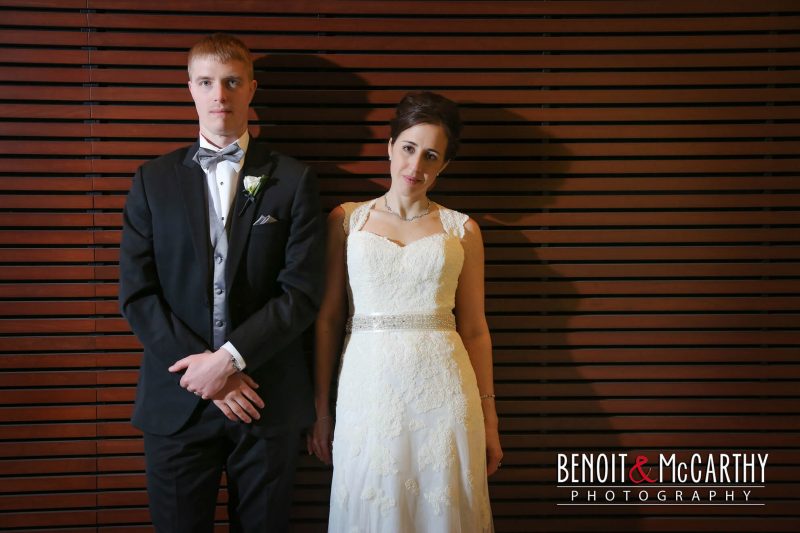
[{"xmin": 198, "ymin": 131, "xmax": 249, "ymax": 371}]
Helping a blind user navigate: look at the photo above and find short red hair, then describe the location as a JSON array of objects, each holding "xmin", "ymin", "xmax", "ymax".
[{"xmin": 187, "ymin": 33, "xmax": 254, "ymax": 80}]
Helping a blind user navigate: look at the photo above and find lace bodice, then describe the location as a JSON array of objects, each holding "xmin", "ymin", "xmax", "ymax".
[{"xmin": 341, "ymin": 199, "xmax": 469, "ymax": 316}]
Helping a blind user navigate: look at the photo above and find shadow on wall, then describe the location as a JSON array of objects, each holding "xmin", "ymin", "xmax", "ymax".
[
  {"xmin": 247, "ymin": 63, "xmax": 632, "ymax": 528},
  {"xmin": 252, "ymin": 53, "xmax": 375, "ymax": 209},
  {"xmin": 454, "ymin": 106, "xmax": 635, "ymax": 530}
]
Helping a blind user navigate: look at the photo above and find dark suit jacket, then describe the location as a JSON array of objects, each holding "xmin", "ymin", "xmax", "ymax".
[{"xmin": 119, "ymin": 140, "xmax": 324, "ymax": 436}]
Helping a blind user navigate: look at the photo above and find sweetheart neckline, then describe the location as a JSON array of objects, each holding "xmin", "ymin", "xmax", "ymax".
[{"xmin": 353, "ymin": 231, "xmax": 449, "ymax": 249}]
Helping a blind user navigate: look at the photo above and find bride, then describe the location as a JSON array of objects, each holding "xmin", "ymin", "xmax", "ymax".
[{"xmin": 308, "ymin": 91, "xmax": 503, "ymax": 532}]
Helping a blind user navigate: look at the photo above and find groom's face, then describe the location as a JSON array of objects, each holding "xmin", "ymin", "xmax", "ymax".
[{"xmin": 188, "ymin": 56, "xmax": 257, "ymax": 147}]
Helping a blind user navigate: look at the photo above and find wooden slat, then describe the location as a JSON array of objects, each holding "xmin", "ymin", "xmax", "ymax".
[
  {"xmin": 0, "ymin": 66, "xmax": 89, "ymax": 83},
  {"xmin": 498, "ymin": 397, "xmax": 800, "ymax": 414},
  {"xmin": 484, "ymin": 246, "xmax": 800, "ymax": 261},
  {"xmin": 0, "ymin": 284, "xmax": 95, "ymax": 298},
  {"xmin": 484, "ymin": 280, "xmax": 800, "ymax": 295},
  {"xmin": 91, "ymin": 50, "xmax": 800, "ymax": 69},
  {"xmin": 0, "ymin": 230, "xmax": 94, "ymax": 244},
  {"xmin": 0, "ymin": 267, "xmax": 97, "ymax": 282},
  {"xmin": 0, "ymin": 423, "xmax": 97, "ymax": 440},
  {"xmin": 0, "ymin": 510, "xmax": 98, "ymax": 529},
  {"xmin": 0, "ymin": 389, "xmax": 96, "ymax": 405},
  {"xmin": 85, "ymin": 0, "xmax": 800, "ymax": 15},
  {"xmin": 0, "ymin": 104, "xmax": 90, "ymax": 119},
  {"xmin": 0, "ymin": 178, "xmax": 92, "ymax": 191},
  {"xmin": 92, "ymin": 211, "xmax": 800, "ymax": 230},
  {"xmin": 155, "ymin": 122, "xmax": 800, "ymax": 140},
  {"xmin": 3, "ymin": 10, "xmax": 86, "ymax": 27},
  {"xmin": 494, "ymin": 364, "xmax": 800, "ymax": 380},
  {"xmin": 0, "ymin": 494, "xmax": 98, "ymax": 511},
  {"xmin": 0, "ymin": 249, "xmax": 95, "ymax": 262},
  {"xmin": 89, "ymin": 32, "xmax": 800, "ymax": 51},
  {"xmin": 0, "ymin": 48, "xmax": 89, "ymax": 64},
  {"xmin": 0, "ymin": 29, "xmax": 87, "ymax": 46},
  {"xmin": 95, "ymin": 175, "xmax": 800, "ymax": 193},
  {"xmin": 485, "ymin": 298, "xmax": 800, "ymax": 314},
  {"xmin": 486, "ymin": 263, "xmax": 800, "ymax": 277},
  {"xmin": 490, "ymin": 330, "xmax": 800, "ymax": 346},
  {"xmin": 85, "ymin": 14, "xmax": 800, "ymax": 33},
  {"xmin": 0, "ymin": 0, "xmax": 86, "ymax": 7},
  {"xmin": 0, "ymin": 213, "xmax": 94, "ymax": 226},
  {"xmin": 84, "ymin": 68, "xmax": 800, "ymax": 87},
  {"xmin": 500, "ymin": 415, "xmax": 800, "ymax": 431},
  {"xmin": 486, "ymin": 314, "xmax": 800, "ymax": 329},
  {"xmin": 84, "ymin": 87, "xmax": 800, "ymax": 105}
]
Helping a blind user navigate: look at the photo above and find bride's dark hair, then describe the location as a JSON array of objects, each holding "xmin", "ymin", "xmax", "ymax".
[{"xmin": 390, "ymin": 91, "xmax": 462, "ymax": 161}]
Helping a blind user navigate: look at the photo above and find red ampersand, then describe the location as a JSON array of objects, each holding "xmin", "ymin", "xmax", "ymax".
[{"xmin": 629, "ymin": 455, "xmax": 656, "ymax": 484}]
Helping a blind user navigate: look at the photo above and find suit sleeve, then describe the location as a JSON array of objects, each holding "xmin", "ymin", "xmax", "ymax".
[
  {"xmin": 118, "ymin": 167, "xmax": 208, "ymax": 364},
  {"xmin": 226, "ymin": 165, "xmax": 325, "ymax": 371}
]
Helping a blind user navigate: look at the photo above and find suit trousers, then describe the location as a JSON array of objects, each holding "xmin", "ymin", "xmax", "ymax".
[{"xmin": 143, "ymin": 400, "xmax": 300, "ymax": 533}]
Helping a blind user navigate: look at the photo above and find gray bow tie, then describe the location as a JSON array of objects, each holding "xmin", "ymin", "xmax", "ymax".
[{"xmin": 193, "ymin": 143, "xmax": 244, "ymax": 170}]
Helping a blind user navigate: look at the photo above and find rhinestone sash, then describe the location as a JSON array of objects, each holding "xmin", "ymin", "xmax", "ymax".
[{"xmin": 346, "ymin": 313, "xmax": 456, "ymax": 333}]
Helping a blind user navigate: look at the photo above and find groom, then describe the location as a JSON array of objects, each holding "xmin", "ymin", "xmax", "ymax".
[{"xmin": 119, "ymin": 34, "xmax": 324, "ymax": 532}]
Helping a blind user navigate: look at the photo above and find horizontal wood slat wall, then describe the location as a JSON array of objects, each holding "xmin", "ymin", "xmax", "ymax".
[{"xmin": 1, "ymin": 1, "xmax": 798, "ymax": 531}]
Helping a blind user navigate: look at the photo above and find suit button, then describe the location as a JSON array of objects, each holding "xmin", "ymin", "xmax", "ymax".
[
  {"xmin": 215, "ymin": 320, "xmax": 224, "ymax": 327},
  {"xmin": 216, "ymin": 288, "xmax": 223, "ymax": 295},
  {"xmin": 215, "ymin": 255, "xmax": 223, "ymax": 264}
]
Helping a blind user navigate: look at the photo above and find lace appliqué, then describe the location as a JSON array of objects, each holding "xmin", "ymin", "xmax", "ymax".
[
  {"xmin": 368, "ymin": 444, "xmax": 400, "ymax": 476},
  {"xmin": 408, "ymin": 418, "xmax": 426, "ymax": 432},
  {"xmin": 424, "ymin": 486, "xmax": 452, "ymax": 515},
  {"xmin": 361, "ymin": 487, "xmax": 397, "ymax": 515},
  {"xmin": 418, "ymin": 419, "xmax": 457, "ymax": 473}
]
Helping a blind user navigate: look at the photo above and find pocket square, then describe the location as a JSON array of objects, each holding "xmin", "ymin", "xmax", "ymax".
[{"xmin": 253, "ymin": 214, "xmax": 279, "ymax": 226}]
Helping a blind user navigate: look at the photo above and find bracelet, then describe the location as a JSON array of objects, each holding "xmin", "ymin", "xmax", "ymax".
[{"xmin": 479, "ymin": 393, "xmax": 496, "ymax": 400}]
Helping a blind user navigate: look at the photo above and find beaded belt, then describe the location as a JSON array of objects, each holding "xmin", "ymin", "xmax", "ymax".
[{"xmin": 346, "ymin": 313, "xmax": 456, "ymax": 333}]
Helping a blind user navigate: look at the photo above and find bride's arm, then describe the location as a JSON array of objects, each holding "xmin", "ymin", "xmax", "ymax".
[
  {"xmin": 455, "ymin": 218, "xmax": 504, "ymax": 476},
  {"xmin": 307, "ymin": 206, "xmax": 348, "ymax": 465}
]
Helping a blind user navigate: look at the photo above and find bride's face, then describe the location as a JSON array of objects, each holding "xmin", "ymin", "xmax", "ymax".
[{"xmin": 387, "ymin": 123, "xmax": 450, "ymax": 196}]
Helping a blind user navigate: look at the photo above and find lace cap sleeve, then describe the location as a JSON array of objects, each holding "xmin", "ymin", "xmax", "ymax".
[
  {"xmin": 340, "ymin": 200, "xmax": 373, "ymax": 235},
  {"xmin": 340, "ymin": 202, "xmax": 357, "ymax": 236},
  {"xmin": 438, "ymin": 205, "xmax": 470, "ymax": 239}
]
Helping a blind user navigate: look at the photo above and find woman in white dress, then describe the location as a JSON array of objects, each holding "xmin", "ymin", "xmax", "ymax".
[{"xmin": 308, "ymin": 92, "xmax": 503, "ymax": 532}]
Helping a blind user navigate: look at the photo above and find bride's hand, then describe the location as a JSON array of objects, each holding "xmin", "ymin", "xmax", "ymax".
[
  {"xmin": 485, "ymin": 424, "xmax": 503, "ymax": 476},
  {"xmin": 306, "ymin": 415, "xmax": 334, "ymax": 465}
]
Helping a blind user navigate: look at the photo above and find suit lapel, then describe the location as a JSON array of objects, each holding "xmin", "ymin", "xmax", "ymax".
[
  {"xmin": 225, "ymin": 142, "xmax": 278, "ymax": 287},
  {"xmin": 177, "ymin": 142, "xmax": 211, "ymax": 291}
]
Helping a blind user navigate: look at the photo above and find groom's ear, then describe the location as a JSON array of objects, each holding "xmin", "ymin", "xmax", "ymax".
[{"xmin": 248, "ymin": 77, "xmax": 257, "ymax": 104}]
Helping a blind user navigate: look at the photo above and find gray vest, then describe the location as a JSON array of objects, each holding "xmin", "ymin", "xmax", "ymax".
[{"xmin": 207, "ymin": 190, "xmax": 230, "ymax": 350}]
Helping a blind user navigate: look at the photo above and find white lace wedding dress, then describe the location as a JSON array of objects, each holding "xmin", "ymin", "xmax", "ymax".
[{"xmin": 328, "ymin": 199, "xmax": 493, "ymax": 533}]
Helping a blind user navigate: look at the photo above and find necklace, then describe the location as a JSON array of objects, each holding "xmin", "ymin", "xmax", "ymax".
[{"xmin": 383, "ymin": 195, "xmax": 431, "ymax": 222}]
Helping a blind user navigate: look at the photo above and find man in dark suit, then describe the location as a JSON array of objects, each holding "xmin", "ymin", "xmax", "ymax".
[{"xmin": 119, "ymin": 33, "xmax": 324, "ymax": 532}]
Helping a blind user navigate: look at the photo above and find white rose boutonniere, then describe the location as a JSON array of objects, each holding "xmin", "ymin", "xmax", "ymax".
[{"xmin": 239, "ymin": 174, "xmax": 268, "ymax": 215}]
